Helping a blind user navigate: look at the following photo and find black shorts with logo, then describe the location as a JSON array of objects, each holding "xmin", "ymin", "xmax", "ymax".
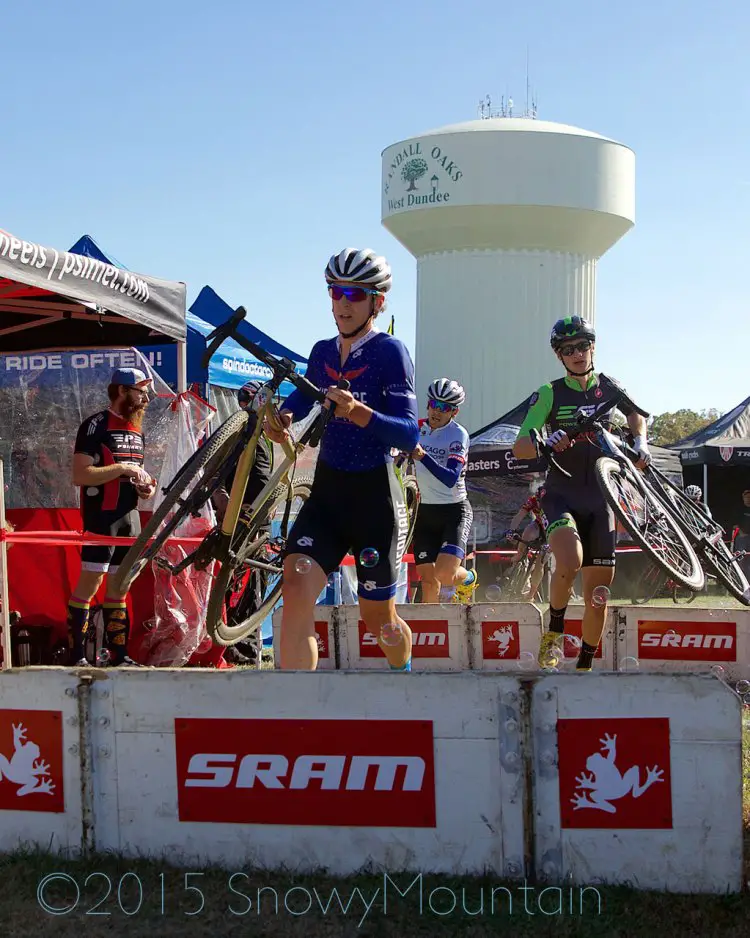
[
  {"xmin": 413, "ymin": 500, "xmax": 473, "ymax": 565},
  {"xmin": 541, "ymin": 483, "xmax": 616, "ymax": 567},
  {"xmin": 80, "ymin": 507, "xmax": 141, "ymax": 574},
  {"xmin": 283, "ymin": 460, "xmax": 408, "ymax": 601}
]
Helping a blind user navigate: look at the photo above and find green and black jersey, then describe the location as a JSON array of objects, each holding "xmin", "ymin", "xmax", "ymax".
[{"xmin": 518, "ymin": 372, "xmax": 635, "ymax": 488}]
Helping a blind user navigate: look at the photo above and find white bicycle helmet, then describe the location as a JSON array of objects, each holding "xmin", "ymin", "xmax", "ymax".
[
  {"xmin": 685, "ymin": 485, "xmax": 702, "ymax": 499},
  {"xmin": 427, "ymin": 377, "xmax": 466, "ymax": 406},
  {"xmin": 325, "ymin": 248, "xmax": 392, "ymax": 293}
]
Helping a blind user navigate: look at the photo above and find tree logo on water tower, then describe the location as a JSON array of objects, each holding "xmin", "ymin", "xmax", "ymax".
[{"xmin": 401, "ymin": 158, "xmax": 428, "ymax": 191}]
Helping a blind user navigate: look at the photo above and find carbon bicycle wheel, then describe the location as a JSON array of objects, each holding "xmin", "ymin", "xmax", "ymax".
[
  {"xmin": 595, "ymin": 457, "xmax": 704, "ymax": 592},
  {"xmin": 111, "ymin": 410, "xmax": 249, "ymax": 595},
  {"xmin": 206, "ymin": 476, "xmax": 313, "ymax": 645}
]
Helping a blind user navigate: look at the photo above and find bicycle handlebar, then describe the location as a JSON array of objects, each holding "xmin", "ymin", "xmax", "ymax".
[{"xmin": 201, "ymin": 306, "xmax": 330, "ymax": 405}]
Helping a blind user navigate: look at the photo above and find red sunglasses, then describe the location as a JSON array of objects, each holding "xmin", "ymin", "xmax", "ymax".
[{"xmin": 329, "ymin": 284, "xmax": 380, "ymax": 303}]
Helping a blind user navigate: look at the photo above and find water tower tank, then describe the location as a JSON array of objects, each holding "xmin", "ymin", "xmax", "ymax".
[{"xmin": 381, "ymin": 117, "xmax": 636, "ymax": 433}]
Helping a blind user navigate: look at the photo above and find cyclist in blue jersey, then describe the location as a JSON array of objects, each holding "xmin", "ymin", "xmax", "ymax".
[
  {"xmin": 512, "ymin": 316, "xmax": 651, "ymax": 671},
  {"xmin": 265, "ymin": 248, "xmax": 420, "ymax": 671}
]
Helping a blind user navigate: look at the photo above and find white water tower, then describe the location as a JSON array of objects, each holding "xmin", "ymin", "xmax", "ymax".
[{"xmin": 381, "ymin": 104, "xmax": 636, "ymax": 433}]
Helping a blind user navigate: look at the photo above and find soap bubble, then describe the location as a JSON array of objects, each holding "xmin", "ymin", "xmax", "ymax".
[
  {"xmin": 359, "ymin": 547, "xmax": 380, "ymax": 568},
  {"xmin": 380, "ymin": 623, "xmax": 403, "ymax": 647},
  {"xmin": 736, "ymin": 680, "xmax": 750, "ymax": 695},
  {"xmin": 591, "ymin": 585, "xmax": 610, "ymax": 607},
  {"xmin": 95, "ymin": 648, "xmax": 111, "ymax": 667},
  {"xmin": 619, "ymin": 656, "xmax": 639, "ymax": 672},
  {"xmin": 711, "ymin": 664, "xmax": 726, "ymax": 681},
  {"xmin": 519, "ymin": 651, "xmax": 536, "ymax": 671},
  {"xmin": 485, "ymin": 584, "xmax": 503, "ymax": 602},
  {"xmin": 295, "ymin": 557, "xmax": 313, "ymax": 575}
]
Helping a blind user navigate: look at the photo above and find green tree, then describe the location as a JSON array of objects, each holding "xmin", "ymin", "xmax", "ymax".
[
  {"xmin": 648, "ymin": 408, "xmax": 721, "ymax": 446},
  {"xmin": 401, "ymin": 158, "xmax": 428, "ymax": 191}
]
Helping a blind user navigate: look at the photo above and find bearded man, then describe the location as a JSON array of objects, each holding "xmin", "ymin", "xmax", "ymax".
[{"xmin": 68, "ymin": 368, "xmax": 157, "ymax": 666}]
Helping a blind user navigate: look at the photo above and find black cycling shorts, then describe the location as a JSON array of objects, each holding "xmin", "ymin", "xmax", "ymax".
[
  {"xmin": 413, "ymin": 500, "xmax": 473, "ymax": 565},
  {"xmin": 541, "ymin": 484, "xmax": 616, "ymax": 567},
  {"xmin": 81, "ymin": 508, "xmax": 141, "ymax": 574},
  {"xmin": 283, "ymin": 460, "xmax": 408, "ymax": 601}
]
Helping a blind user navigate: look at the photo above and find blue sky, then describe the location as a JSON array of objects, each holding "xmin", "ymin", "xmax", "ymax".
[{"xmin": 2, "ymin": 0, "xmax": 747, "ymax": 417}]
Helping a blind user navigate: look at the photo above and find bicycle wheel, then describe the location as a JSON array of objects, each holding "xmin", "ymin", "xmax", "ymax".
[
  {"xmin": 699, "ymin": 537, "xmax": 750, "ymax": 605},
  {"xmin": 111, "ymin": 410, "xmax": 249, "ymax": 595},
  {"xmin": 206, "ymin": 475, "xmax": 313, "ymax": 645},
  {"xmin": 631, "ymin": 562, "xmax": 667, "ymax": 605},
  {"xmin": 504, "ymin": 558, "xmax": 530, "ymax": 600},
  {"xmin": 672, "ymin": 582, "xmax": 698, "ymax": 604},
  {"xmin": 595, "ymin": 457, "xmax": 704, "ymax": 591},
  {"xmin": 402, "ymin": 475, "xmax": 420, "ymax": 557},
  {"xmin": 650, "ymin": 470, "xmax": 750, "ymax": 603}
]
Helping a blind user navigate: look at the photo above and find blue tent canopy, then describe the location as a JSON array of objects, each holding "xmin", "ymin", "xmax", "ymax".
[
  {"xmin": 68, "ymin": 236, "xmax": 307, "ymax": 397},
  {"xmin": 189, "ymin": 286, "xmax": 307, "ymax": 366}
]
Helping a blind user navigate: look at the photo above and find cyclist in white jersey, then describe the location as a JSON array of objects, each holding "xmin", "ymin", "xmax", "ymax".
[{"xmin": 410, "ymin": 378, "xmax": 477, "ymax": 603}]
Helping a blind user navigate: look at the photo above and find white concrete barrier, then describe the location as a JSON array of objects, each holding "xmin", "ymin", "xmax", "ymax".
[
  {"xmin": 93, "ymin": 670, "xmax": 524, "ymax": 876},
  {"xmin": 531, "ymin": 672, "xmax": 742, "ymax": 893},
  {"xmin": 339, "ymin": 603, "xmax": 467, "ymax": 670},
  {"xmin": 616, "ymin": 605, "xmax": 750, "ymax": 679},
  {"xmin": 0, "ymin": 667, "xmax": 743, "ymax": 893},
  {"xmin": 0, "ymin": 668, "xmax": 84, "ymax": 854},
  {"xmin": 272, "ymin": 606, "xmax": 340, "ymax": 669}
]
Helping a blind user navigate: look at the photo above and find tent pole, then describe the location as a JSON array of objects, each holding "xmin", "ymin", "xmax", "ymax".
[
  {"xmin": 0, "ymin": 459, "xmax": 12, "ymax": 671},
  {"xmin": 176, "ymin": 340, "xmax": 187, "ymax": 393},
  {"xmin": 703, "ymin": 463, "xmax": 708, "ymax": 508}
]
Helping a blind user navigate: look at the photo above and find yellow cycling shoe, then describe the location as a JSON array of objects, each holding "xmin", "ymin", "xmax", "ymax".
[
  {"xmin": 538, "ymin": 630, "xmax": 564, "ymax": 669},
  {"xmin": 453, "ymin": 569, "xmax": 479, "ymax": 604}
]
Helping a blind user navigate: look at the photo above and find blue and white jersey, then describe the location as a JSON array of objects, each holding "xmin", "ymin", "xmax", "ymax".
[
  {"xmin": 282, "ymin": 328, "xmax": 419, "ymax": 472},
  {"xmin": 415, "ymin": 418, "xmax": 470, "ymax": 505}
]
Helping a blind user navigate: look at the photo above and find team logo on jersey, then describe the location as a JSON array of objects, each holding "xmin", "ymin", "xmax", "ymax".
[
  {"xmin": 449, "ymin": 441, "xmax": 464, "ymax": 454},
  {"xmin": 324, "ymin": 363, "xmax": 369, "ymax": 383}
]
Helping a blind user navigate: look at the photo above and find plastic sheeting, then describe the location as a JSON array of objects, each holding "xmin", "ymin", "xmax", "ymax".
[
  {"xmin": 0, "ymin": 347, "xmax": 199, "ymax": 511},
  {"xmin": 138, "ymin": 394, "xmax": 217, "ymax": 667}
]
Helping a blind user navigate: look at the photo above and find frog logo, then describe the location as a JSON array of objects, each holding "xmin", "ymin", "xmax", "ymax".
[
  {"xmin": 557, "ymin": 716, "xmax": 672, "ymax": 829},
  {"xmin": 488, "ymin": 625, "xmax": 515, "ymax": 657},
  {"xmin": 571, "ymin": 732, "xmax": 664, "ymax": 814},
  {"xmin": 0, "ymin": 723, "xmax": 55, "ymax": 797}
]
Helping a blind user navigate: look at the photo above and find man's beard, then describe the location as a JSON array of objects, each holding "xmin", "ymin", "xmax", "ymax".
[{"xmin": 121, "ymin": 400, "xmax": 147, "ymax": 430}]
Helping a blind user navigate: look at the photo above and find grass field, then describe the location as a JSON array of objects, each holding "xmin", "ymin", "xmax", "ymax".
[{"xmin": 1, "ymin": 717, "xmax": 748, "ymax": 937}]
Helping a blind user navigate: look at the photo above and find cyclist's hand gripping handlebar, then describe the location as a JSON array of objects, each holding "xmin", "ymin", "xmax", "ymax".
[
  {"xmin": 308, "ymin": 379, "xmax": 350, "ymax": 447},
  {"xmin": 529, "ymin": 428, "xmax": 571, "ymax": 478}
]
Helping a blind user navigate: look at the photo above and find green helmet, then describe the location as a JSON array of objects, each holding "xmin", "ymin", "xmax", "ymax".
[{"xmin": 550, "ymin": 316, "xmax": 596, "ymax": 351}]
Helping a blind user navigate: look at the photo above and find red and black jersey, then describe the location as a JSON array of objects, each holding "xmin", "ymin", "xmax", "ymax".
[{"xmin": 74, "ymin": 410, "xmax": 145, "ymax": 518}]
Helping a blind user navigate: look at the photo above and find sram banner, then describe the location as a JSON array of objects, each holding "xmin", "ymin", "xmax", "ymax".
[
  {"xmin": 637, "ymin": 620, "xmax": 736, "ymax": 661},
  {"xmin": 175, "ymin": 718, "xmax": 436, "ymax": 827},
  {"xmin": 359, "ymin": 620, "xmax": 449, "ymax": 658}
]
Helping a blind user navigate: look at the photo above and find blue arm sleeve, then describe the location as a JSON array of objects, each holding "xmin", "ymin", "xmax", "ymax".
[
  {"xmin": 365, "ymin": 340, "xmax": 420, "ymax": 451},
  {"xmin": 420, "ymin": 453, "xmax": 463, "ymax": 488},
  {"xmin": 282, "ymin": 343, "xmax": 323, "ymax": 421}
]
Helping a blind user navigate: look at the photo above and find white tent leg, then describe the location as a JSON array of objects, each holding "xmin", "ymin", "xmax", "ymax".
[
  {"xmin": 0, "ymin": 458, "xmax": 12, "ymax": 670},
  {"xmin": 177, "ymin": 339, "xmax": 187, "ymax": 393}
]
